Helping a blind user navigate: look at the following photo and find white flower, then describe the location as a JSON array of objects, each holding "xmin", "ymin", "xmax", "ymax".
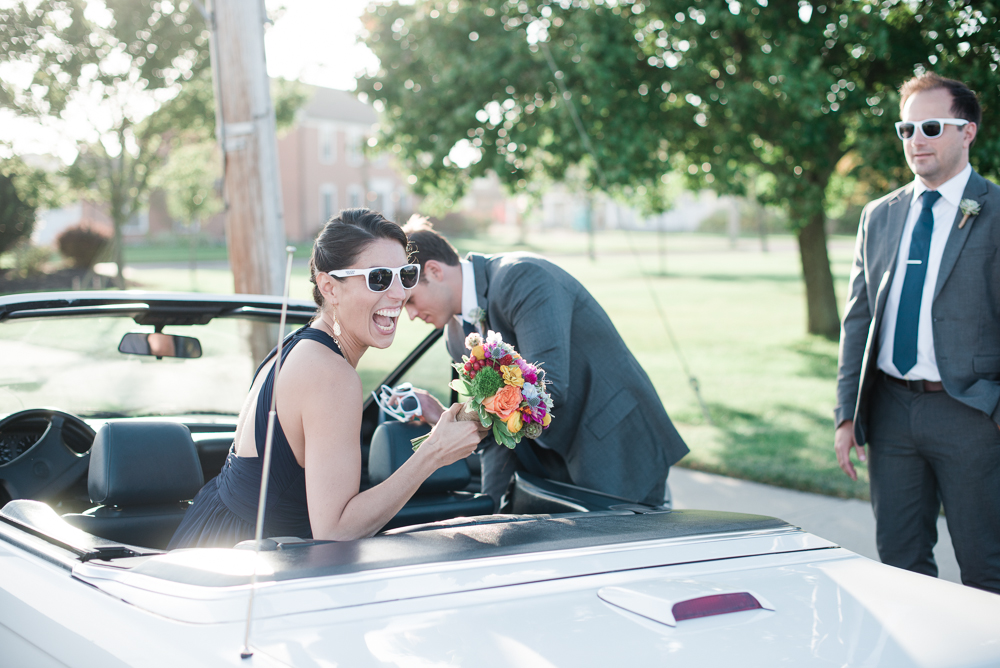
[{"xmin": 960, "ymin": 198, "xmax": 982, "ymax": 216}]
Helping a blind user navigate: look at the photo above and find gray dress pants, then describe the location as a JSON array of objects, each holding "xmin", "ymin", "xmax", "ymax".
[
  {"xmin": 868, "ymin": 373, "xmax": 1000, "ymax": 594},
  {"xmin": 479, "ymin": 440, "xmax": 671, "ymax": 512}
]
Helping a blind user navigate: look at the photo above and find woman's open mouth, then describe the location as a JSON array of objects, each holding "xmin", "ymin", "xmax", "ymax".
[{"xmin": 373, "ymin": 307, "xmax": 401, "ymax": 333}]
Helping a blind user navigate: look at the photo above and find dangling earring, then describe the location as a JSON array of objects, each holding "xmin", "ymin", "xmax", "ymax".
[{"xmin": 333, "ymin": 315, "xmax": 342, "ymax": 338}]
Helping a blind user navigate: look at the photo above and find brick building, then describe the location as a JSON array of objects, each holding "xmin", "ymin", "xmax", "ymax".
[{"xmin": 277, "ymin": 86, "xmax": 415, "ymax": 242}]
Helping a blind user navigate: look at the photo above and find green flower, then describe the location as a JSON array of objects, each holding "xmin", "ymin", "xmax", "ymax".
[
  {"xmin": 959, "ymin": 198, "xmax": 982, "ymax": 229},
  {"xmin": 960, "ymin": 198, "xmax": 982, "ymax": 216},
  {"xmin": 471, "ymin": 366, "xmax": 503, "ymax": 398}
]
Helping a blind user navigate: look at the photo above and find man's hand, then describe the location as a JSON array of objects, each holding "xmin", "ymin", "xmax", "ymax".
[
  {"xmin": 835, "ymin": 420, "xmax": 866, "ymax": 481},
  {"xmin": 411, "ymin": 388, "xmax": 446, "ymax": 425}
]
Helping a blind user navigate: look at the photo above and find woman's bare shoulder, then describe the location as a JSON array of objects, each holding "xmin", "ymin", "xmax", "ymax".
[{"xmin": 280, "ymin": 337, "xmax": 361, "ymax": 397}]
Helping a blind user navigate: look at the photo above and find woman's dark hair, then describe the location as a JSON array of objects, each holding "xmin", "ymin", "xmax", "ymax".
[{"xmin": 309, "ymin": 208, "xmax": 409, "ymax": 307}]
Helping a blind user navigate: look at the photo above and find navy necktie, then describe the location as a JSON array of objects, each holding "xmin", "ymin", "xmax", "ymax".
[
  {"xmin": 893, "ymin": 190, "xmax": 941, "ymax": 376},
  {"xmin": 462, "ymin": 319, "xmax": 476, "ymax": 337}
]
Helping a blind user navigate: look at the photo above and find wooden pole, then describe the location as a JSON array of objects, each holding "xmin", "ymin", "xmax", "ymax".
[{"xmin": 207, "ymin": 0, "xmax": 285, "ymax": 363}]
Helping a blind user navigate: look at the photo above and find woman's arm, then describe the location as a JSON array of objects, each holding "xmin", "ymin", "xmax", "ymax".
[{"xmin": 284, "ymin": 348, "xmax": 483, "ymax": 541}]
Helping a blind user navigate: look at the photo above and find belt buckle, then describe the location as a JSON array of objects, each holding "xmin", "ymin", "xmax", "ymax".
[{"xmin": 905, "ymin": 379, "xmax": 926, "ymax": 392}]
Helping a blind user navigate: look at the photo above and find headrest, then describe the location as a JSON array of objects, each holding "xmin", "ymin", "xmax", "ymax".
[
  {"xmin": 368, "ymin": 422, "xmax": 471, "ymax": 494},
  {"xmin": 89, "ymin": 422, "xmax": 205, "ymax": 506}
]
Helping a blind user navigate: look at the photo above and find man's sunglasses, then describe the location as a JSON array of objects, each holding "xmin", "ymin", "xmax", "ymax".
[
  {"xmin": 895, "ymin": 118, "xmax": 969, "ymax": 140},
  {"xmin": 327, "ymin": 264, "xmax": 420, "ymax": 292}
]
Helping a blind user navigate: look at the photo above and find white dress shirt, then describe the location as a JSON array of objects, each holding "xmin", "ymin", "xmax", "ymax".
[
  {"xmin": 877, "ymin": 163, "xmax": 972, "ymax": 381},
  {"xmin": 459, "ymin": 259, "xmax": 481, "ymax": 332}
]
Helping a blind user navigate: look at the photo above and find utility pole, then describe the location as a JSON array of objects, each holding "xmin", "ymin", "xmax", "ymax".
[{"xmin": 206, "ymin": 0, "xmax": 285, "ymax": 363}]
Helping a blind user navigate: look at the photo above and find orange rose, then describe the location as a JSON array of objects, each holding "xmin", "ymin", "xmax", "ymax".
[
  {"xmin": 470, "ymin": 345, "xmax": 485, "ymax": 360},
  {"xmin": 482, "ymin": 384, "xmax": 522, "ymax": 419}
]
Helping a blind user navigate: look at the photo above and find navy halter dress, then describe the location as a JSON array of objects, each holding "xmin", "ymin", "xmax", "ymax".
[{"xmin": 168, "ymin": 327, "xmax": 342, "ymax": 549}]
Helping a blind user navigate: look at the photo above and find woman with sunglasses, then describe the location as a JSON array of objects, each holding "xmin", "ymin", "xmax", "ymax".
[{"xmin": 169, "ymin": 209, "xmax": 485, "ymax": 548}]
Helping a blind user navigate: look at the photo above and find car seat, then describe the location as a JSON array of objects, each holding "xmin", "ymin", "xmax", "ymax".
[
  {"xmin": 368, "ymin": 421, "xmax": 495, "ymax": 531},
  {"xmin": 62, "ymin": 422, "xmax": 205, "ymax": 549}
]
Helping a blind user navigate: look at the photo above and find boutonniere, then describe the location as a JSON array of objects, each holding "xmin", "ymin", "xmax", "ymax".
[
  {"xmin": 958, "ymin": 198, "xmax": 982, "ymax": 229},
  {"xmin": 467, "ymin": 306, "xmax": 487, "ymax": 327}
]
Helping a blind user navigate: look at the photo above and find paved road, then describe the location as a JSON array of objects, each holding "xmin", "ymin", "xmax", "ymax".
[{"xmin": 670, "ymin": 466, "xmax": 962, "ymax": 584}]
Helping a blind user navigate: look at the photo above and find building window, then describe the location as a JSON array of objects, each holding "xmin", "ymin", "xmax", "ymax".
[
  {"xmin": 346, "ymin": 132, "xmax": 363, "ymax": 166},
  {"xmin": 319, "ymin": 125, "xmax": 336, "ymax": 164},
  {"xmin": 320, "ymin": 184, "xmax": 337, "ymax": 224},
  {"xmin": 347, "ymin": 185, "xmax": 363, "ymax": 209}
]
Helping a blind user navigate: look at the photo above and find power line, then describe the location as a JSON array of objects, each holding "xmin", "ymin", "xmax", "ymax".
[{"xmin": 538, "ymin": 41, "xmax": 713, "ymax": 426}]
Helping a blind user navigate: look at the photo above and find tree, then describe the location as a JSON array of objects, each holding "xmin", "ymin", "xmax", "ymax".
[
  {"xmin": 152, "ymin": 140, "xmax": 221, "ymax": 285},
  {"xmin": 358, "ymin": 0, "xmax": 997, "ymax": 340},
  {"xmin": 1, "ymin": 0, "xmax": 211, "ymax": 286},
  {"xmin": 0, "ymin": 172, "xmax": 35, "ymax": 255},
  {"xmin": 0, "ymin": 151, "xmax": 68, "ymax": 254}
]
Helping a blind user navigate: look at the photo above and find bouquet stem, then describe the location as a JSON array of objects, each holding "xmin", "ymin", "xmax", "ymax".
[{"xmin": 411, "ymin": 401, "xmax": 480, "ymax": 451}]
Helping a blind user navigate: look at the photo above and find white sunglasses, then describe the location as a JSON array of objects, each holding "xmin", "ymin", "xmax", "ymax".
[
  {"xmin": 327, "ymin": 264, "xmax": 420, "ymax": 292},
  {"xmin": 372, "ymin": 382, "xmax": 422, "ymax": 422},
  {"xmin": 895, "ymin": 118, "xmax": 969, "ymax": 140}
]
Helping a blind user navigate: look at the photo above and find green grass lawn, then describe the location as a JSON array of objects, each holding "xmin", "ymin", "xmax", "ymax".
[{"xmin": 121, "ymin": 229, "xmax": 867, "ymax": 500}]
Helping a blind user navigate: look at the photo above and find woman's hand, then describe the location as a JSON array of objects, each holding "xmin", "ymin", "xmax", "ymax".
[{"xmin": 417, "ymin": 403, "xmax": 484, "ymax": 468}]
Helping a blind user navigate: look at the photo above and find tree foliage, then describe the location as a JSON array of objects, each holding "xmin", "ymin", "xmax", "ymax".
[
  {"xmin": 1, "ymin": 0, "xmax": 211, "ymax": 284},
  {"xmin": 358, "ymin": 0, "xmax": 998, "ymax": 339},
  {"xmin": 0, "ymin": 172, "xmax": 35, "ymax": 254}
]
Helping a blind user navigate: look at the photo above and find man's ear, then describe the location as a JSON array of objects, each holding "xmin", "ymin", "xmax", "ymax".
[
  {"xmin": 424, "ymin": 260, "xmax": 444, "ymax": 282},
  {"xmin": 963, "ymin": 122, "xmax": 978, "ymax": 148}
]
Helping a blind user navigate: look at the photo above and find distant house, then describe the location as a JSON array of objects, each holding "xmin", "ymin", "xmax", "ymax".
[{"xmin": 277, "ymin": 86, "xmax": 416, "ymax": 242}]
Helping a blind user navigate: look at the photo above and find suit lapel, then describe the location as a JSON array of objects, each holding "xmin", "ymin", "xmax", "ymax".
[
  {"xmin": 469, "ymin": 253, "xmax": 491, "ymax": 330},
  {"xmin": 934, "ymin": 171, "xmax": 989, "ymax": 301},
  {"xmin": 874, "ymin": 186, "xmax": 913, "ymax": 324}
]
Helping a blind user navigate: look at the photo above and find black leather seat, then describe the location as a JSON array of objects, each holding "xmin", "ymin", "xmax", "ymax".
[
  {"xmin": 369, "ymin": 422, "xmax": 495, "ymax": 531},
  {"xmin": 62, "ymin": 422, "xmax": 205, "ymax": 549}
]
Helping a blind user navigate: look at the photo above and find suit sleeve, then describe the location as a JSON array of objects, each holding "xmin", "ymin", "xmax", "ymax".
[
  {"xmin": 492, "ymin": 263, "xmax": 574, "ymax": 406},
  {"xmin": 835, "ymin": 203, "xmax": 875, "ymax": 427}
]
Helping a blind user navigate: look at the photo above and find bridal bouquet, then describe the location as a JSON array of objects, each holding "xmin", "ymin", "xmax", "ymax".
[{"xmin": 411, "ymin": 331, "xmax": 553, "ymax": 451}]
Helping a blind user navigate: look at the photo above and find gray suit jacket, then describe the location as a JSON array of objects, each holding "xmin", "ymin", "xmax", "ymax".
[
  {"xmin": 836, "ymin": 170, "xmax": 1000, "ymax": 444},
  {"xmin": 444, "ymin": 252, "xmax": 689, "ymax": 501}
]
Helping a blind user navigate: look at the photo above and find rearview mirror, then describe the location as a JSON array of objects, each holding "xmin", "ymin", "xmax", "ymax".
[{"xmin": 118, "ymin": 332, "xmax": 203, "ymax": 359}]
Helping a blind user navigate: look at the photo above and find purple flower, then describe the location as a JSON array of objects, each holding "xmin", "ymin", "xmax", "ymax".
[{"xmin": 516, "ymin": 358, "xmax": 538, "ymax": 384}]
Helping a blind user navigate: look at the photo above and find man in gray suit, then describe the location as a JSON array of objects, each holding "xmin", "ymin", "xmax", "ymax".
[
  {"xmin": 400, "ymin": 219, "xmax": 689, "ymax": 510},
  {"xmin": 835, "ymin": 72, "xmax": 1000, "ymax": 593}
]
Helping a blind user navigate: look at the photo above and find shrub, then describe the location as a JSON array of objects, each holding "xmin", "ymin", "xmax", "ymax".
[
  {"xmin": 56, "ymin": 222, "xmax": 112, "ymax": 269},
  {"xmin": 0, "ymin": 172, "xmax": 36, "ymax": 255}
]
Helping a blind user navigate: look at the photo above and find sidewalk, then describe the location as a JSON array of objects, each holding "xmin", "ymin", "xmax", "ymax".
[{"xmin": 669, "ymin": 467, "xmax": 961, "ymax": 584}]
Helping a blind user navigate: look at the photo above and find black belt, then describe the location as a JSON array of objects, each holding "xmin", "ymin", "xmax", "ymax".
[{"xmin": 882, "ymin": 372, "xmax": 944, "ymax": 393}]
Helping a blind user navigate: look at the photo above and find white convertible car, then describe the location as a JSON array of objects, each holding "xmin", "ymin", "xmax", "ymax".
[{"xmin": 1, "ymin": 291, "xmax": 999, "ymax": 668}]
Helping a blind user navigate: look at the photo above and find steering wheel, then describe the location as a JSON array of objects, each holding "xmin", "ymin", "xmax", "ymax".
[{"xmin": 0, "ymin": 409, "xmax": 95, "ymax": 501}]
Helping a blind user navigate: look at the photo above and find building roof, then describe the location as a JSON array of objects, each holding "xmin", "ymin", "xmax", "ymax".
[{"xmin": 301, "ymin": 86, "xmax": 377, "ymax": 125}]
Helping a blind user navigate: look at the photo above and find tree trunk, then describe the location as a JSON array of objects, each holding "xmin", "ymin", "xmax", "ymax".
[
  {"xmin": 796, "ymin": 211, "xmax": 840, "ymax": 340},
  {"xmin": 112, "ymin": 206, "xmax": 127, "ymax": 290}
]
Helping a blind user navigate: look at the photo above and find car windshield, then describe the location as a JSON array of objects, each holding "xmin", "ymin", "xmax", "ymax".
[
  {"xmin": 0, "ymin": 315, "xmax": 261, "ymax": 418},
  {"xmin": 0, "ymin": 306, "xmax": 449, "ymax": 419}
]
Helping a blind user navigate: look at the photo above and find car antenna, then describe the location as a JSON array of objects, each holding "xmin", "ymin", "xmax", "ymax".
[{"xmin": 240, "ymin": 245, "xmax": 296, "ymax": 660}]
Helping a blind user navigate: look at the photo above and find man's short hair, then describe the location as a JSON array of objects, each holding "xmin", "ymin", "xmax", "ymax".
[
  {"xmin": 899, "ymin": 72, "xmax": 982, "ymax": 128},
  {"xmin": 401, "ymin": 215, "xmax": 460, "ymax": 274}
]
